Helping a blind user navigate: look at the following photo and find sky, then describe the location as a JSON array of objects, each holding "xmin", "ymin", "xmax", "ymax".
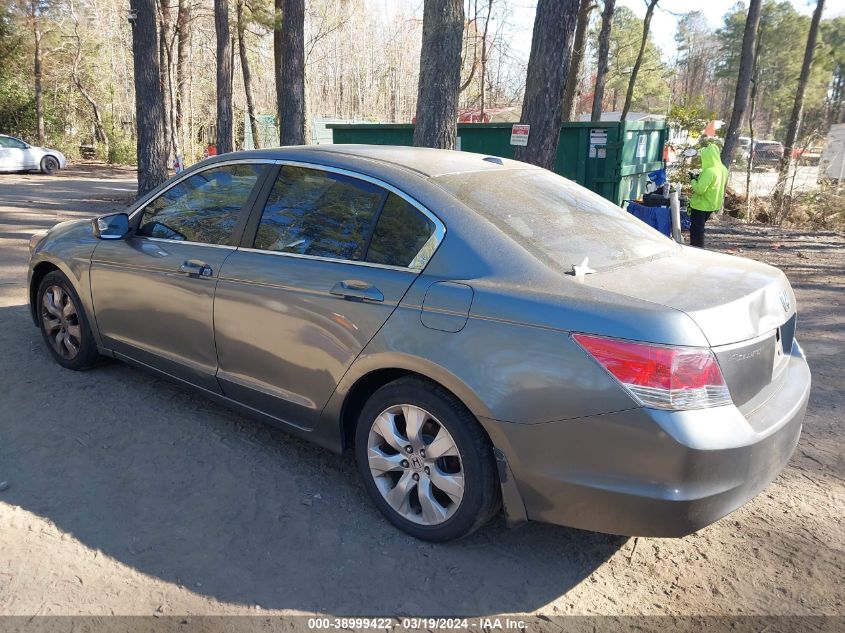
[
  {"xmin": 505, "ymin": 0, "xmax": 845, "ymax": 61},
  {"xmin": 616, "ymin": 0, "xmax": 844, "ymax": 58},
  {"xmin": 375, "ymin": 0, "xmax": 845, "ymax": 66}
]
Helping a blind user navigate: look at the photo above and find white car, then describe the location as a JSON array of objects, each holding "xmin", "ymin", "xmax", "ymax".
[{"xmin": 0, "ymin": 134, "xmax": 67, "ymax": 174}]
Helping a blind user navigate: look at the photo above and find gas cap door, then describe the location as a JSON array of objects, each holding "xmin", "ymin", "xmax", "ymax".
[{"xmin": 420, "ymin": 282, "xmax": 474, "ymax": 333}]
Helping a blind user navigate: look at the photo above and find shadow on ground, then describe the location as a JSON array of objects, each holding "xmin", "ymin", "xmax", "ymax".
[{"xmin": 0, "ymin": 302, "xmax": 624, "ymax": 615}]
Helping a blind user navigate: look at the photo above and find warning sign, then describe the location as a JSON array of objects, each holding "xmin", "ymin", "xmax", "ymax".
[
  {"xmin": 590, "ymin": 129, "xmax": 608, "ymax": 146},
  {"xmin": 636, "ymin": 135, "xmax": 648, "ymax": 158},
  {"xmin": 510, "ymin": 124, "xmax": 530, "ymax": 146}
]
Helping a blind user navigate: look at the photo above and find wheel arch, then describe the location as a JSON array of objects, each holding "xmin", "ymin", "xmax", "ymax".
[
  {"xmin": 29, "ymin": 257, "xmax": 96, "ymax": 343},
  {"xmin": 330, "ymin": 357, "xmax": 529, "ymax": 527},
  {"xmin": 40, "ymin": 153, "xmax": 61, "ymax": 171},
  {"xmin": 29, "ymin": 260, "xmax": 61, "ymax": 325},
  {"xmin": 329, "ymin": 354, "xmax": 495, "ymax": 453}
]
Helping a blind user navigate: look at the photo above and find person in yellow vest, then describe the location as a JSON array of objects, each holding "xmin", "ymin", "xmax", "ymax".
[{"xmin": 689, "ymin": 144, "xmax": 729, "ymax": 248}]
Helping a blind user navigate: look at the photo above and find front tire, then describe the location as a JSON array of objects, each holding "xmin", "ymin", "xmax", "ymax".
[
  {"xmin": 355, "ymin": 377, "xmax": 500, "ymax": 542},
  {"xmin": 36, "ymin": 271, "xmax": 99, "ymax": 370},
  {"xmin": 40, "ymin": 156, "xmax": 59, "ymax": 175}
]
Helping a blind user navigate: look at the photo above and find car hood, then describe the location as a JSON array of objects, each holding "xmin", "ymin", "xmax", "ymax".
[{"xmin": 580, "ymin": 246, "xmax": 796, "ymax": 346}]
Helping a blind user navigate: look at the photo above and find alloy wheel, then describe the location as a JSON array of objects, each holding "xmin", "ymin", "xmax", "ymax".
[
  {"xmin": 41, "ymin": 285, "xmax": 81, "ymax": 360},
  {"xmin": 43, "ymin": 157, "xmax": 59, "ymax": 173},
  {"xmin": 366, "ymin": 404, "xmax": 465, "ymax": 526}
]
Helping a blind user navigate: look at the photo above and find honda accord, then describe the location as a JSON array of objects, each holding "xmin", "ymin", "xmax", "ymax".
[{"xmin": 27, "ymin": 146, "xmax": 810, "ymax": 542}]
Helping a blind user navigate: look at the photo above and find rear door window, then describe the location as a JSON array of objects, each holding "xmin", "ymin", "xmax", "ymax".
[
  {"xmin": 254, "ymin": 166, "xmax": 387, "ymax": 261},
  {"xmin": 366, "ymin": 193, "xmax": 436, "ymax": 268},
  {"xmin": 137, "ymin": 163, "xmax": 264, "ymax": 245}
]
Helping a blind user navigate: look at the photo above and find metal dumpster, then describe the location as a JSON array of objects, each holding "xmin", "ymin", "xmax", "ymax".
[{"xmin": 328, "ymin": 121, "xmax": 668, "ymax": 206}]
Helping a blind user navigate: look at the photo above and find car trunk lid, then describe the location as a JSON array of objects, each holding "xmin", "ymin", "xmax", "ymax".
[{"xmin": 581, "ymin": 247, "xmax": 796, "ymax": 411}]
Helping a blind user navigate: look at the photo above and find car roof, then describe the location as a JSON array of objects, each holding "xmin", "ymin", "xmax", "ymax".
[{"xmin": 218, "ymin": 144, "xmax": 533, "ymax": 179}]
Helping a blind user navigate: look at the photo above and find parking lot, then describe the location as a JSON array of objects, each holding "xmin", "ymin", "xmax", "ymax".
[
  {"xmin": 728, "ymin": 165, "xmax": 822, "ymax": 197},
  {"xmin": 0, "ymin": 165, "xmax": 843, "ymax": 620}
]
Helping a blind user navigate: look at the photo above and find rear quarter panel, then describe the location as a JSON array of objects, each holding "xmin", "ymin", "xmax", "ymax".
[{"xmin": 334, "ymin": 274, "xmax": 641, "ymax": 427}]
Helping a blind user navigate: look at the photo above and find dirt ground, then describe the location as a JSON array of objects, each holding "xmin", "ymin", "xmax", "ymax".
[{"xmin": 0, "ymin": 164, "xmax": 843, "ymax": 621}]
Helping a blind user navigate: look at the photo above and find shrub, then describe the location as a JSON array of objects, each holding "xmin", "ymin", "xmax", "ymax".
[
  {"xmin": 45, "ymin": 134, "xmax": 81, "ymax": 161},
  {"xmin": 107, "ymin": 135, "xmax": 136, "ymax": 166}
]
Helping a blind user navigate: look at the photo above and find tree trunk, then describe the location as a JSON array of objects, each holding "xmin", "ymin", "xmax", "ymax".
[
  {"xmin": 279, "ymin": 0, "xmax": 305, "ymax": 145},
  {"xmin": 458, "ymin": 0, "xmax": 479, "ymax": 97},
  {"xmin": 158, "ymin": 0, "xmax": 182, "ymax": 163},
  {"xmin": 721, "ymin": 0, "xmax": 762, "ymax": 168},
  {"xmin": 413, "ymin": 0, "xmax": 464, "ymax": 149},
  {"xmin": 745, "ymin": 37, "xmax": 762, "ymax": 223},
  {"xmin": 562, "ymin": 0, "xmax": 594, "ymax": 122},
  {"xmin": 175, "ymin": 0, "xmax": 190, "ymax": 151},
  {"xmin": 32, "ymin": 7, "xmax": 45, "ymax": 145},
  {"xmin": 513, "ymin": 0, "xmax": 579, "ymax": 168},
  {"xmin": 158, "ymin": 0, "xmax": 173, "ymax": 161},
  {"xmin": 69, "ymin": 1, "xmax": 109, "ymax": 155},
  {"xmin": 479, "ymin": 0, "xmax": 493, "ymax": 121},
  {"xmin": 590, "ymin": 0, "xmax": 615, "ymax": 122},
  {"xmin": 620, "ymin": 0, "xmax": 658, "ymax": 122},
  {"xmin": 164, "ymin": 37, "xmax": 181, "ymax": 163},
  {"xmin": 773, "ymin": 0, "xmax": 825, "ymax": 220},
  {"xmin": 236, "ymin": 0, "xmax": 260, "ymax": 148},
  {"xmin": 215, "ymin": 0, "xmax": 233, "ymax": 153},
  {"xmin": 273, "ymin": 0, "xmax": 283, "ymax": 134},
  {"xmin": 130, "ymin": 0, "xmax": 168, "ymax": 195}
]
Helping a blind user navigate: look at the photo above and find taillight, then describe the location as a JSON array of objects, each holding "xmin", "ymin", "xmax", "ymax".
[{"xmin": 572, "ymin": 333, "xmax": 732, "ymax": 410}]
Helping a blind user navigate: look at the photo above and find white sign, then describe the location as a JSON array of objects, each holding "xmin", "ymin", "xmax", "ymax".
[
  {"xmin": 456, "ymin": 136, "xmax": 462, "ymax": 151},
  {"xmin": 636, "ymin": 135, "xmax": 647, "ymax": 158},
  {"xmin": 589, "ymin": 145, "xmax": 597, "ymax": 158},
  {"xmin": 590, "ymin": 129, "xmax": 608, "ymax": 146},
  {"xmin": 597, "ymin": 147, "xmax": 606, "ymax": 159},
  {"xmin": 510, "ymin": 124, "xmax": 530, "ymax": 146}
]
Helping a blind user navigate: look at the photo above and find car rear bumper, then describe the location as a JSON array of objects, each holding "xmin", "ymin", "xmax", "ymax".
[{"xmin": 488, "ymin": 341, "xmax": 810, "ymax": 537}]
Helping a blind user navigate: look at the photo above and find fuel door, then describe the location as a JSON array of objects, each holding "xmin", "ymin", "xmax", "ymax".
[{"xmin": 420, "ymin": 282, "xmax": 474, "ymax": 333}]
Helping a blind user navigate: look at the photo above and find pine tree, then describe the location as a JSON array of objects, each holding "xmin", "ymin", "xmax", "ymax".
[{"xmin": 413, "ymin": 0, "xmax": 464, "ymax": 148}]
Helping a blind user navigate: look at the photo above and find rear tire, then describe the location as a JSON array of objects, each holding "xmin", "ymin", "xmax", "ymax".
[
  {"xmin": 354, "ymin": 377, "xmax": 500, "ymax": 542},
  {"xmin": 36, "ymin": 271, "xmax": 99, "ymax": 370},
  {"xmin": 40, "ymin": 156, "xmax": 59, "ymax": 175}
]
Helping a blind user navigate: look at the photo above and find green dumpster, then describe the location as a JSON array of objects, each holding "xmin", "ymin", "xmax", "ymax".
[{"xmin": 328, "ymin": 121, "xmax": 667, "ymax": 207}]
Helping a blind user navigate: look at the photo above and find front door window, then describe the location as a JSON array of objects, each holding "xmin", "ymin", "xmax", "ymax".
[{"xmin": 138, "ymin": 164, "xmax": 264, "ymax": 245}]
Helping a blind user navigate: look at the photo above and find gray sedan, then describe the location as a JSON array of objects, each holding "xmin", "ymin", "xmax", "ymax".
[{"xmin": 27, "ymin": 146, "xmax": 810, "ymax": 542}]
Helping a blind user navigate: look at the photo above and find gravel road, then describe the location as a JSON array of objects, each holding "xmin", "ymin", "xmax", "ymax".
[{"xmin": 0, "ymin": 164, "xmax": 842, "ymax": 621}]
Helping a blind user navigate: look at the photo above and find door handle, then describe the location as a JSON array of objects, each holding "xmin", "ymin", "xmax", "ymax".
[
  {"xmin": 179, "ymin": 260, "xmax": 213, "ymax": 277},
  {"xmin": 330, "ymin": 280, "xmax": 384, "ymax": 302}
]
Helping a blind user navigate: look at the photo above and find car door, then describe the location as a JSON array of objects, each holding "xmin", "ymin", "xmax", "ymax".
[
  {"xmin": 0, "ymin": 137, "xmax": 10, "ymax": 170},
  {"xmin": 90, "ymin": 161, "xmax": 270, "ymax": 391},
  {"xmin": 0, "ymin": 136, "xmax": 26, "ymax": 171},
  {"xmin": 213, "ymin": 163, "xmax": 443, "ymax": 428},
  {"xmin": 20, "ymin": 142, "xmax": 41, "ymax": 170}
]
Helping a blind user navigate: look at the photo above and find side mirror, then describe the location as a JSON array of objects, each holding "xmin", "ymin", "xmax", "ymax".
[
  {"xmin": 682, "ymin": 148, "xmax": 698, "ymax": 158},
  {"xmin": 93, "ymin": 212, "xmax": 130, "ymax": 240}
]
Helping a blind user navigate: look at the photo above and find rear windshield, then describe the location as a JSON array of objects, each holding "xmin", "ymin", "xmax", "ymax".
[{"xmin": 433, "ymin": 168, "xmax": 679, "ymax": 272}]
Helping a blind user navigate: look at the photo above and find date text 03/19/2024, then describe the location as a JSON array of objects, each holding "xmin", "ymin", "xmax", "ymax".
[{"xmin": 306, "ymin": 618, "xmax": 528, "ymax": 630}]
